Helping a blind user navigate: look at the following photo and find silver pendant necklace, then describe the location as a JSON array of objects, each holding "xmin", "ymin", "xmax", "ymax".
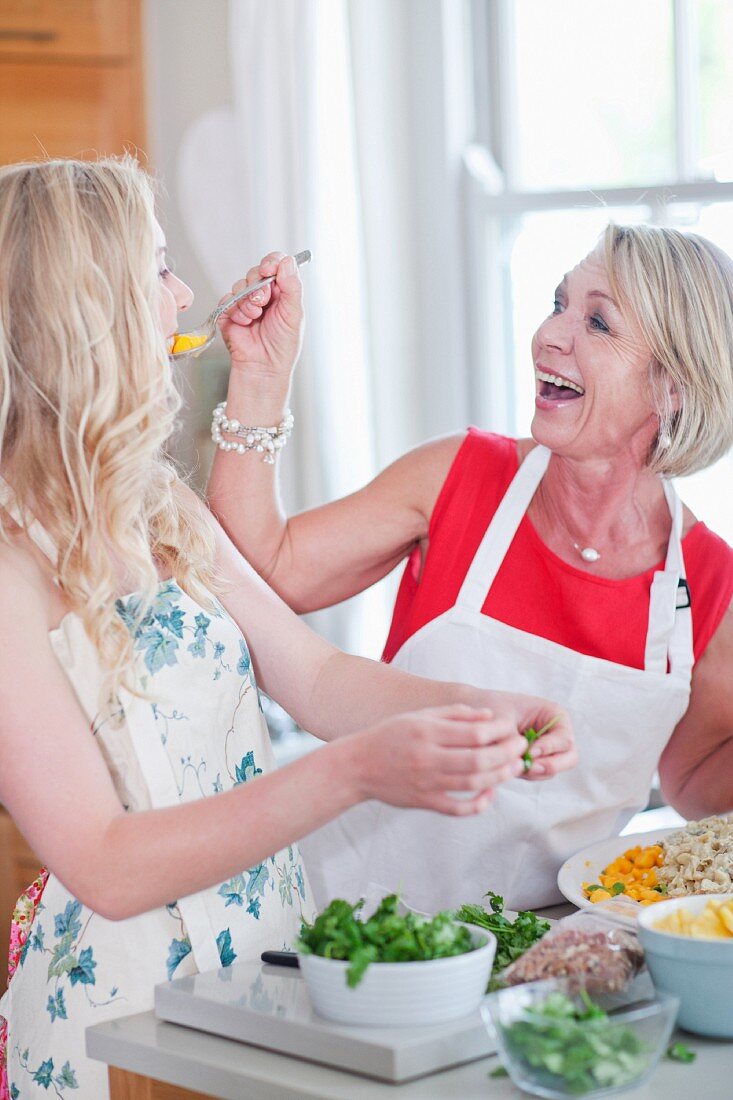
[
  {"xmin": 573, "ymin": 542, "xmax": 601, "ymax": 563},
  {"xmin": 536, "ymin": 482, "xmax": 602, "ymax": 563}
]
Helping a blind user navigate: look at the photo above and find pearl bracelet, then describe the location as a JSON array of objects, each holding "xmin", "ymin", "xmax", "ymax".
[{"xmin": 211, "ymin": 402, "xmax": 294, "ymax": 464}]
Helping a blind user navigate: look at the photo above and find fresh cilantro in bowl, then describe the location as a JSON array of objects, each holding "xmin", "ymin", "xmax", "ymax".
[{"xmin": 296, "ymin": 894, "xmax": 476, "ymax": 988}]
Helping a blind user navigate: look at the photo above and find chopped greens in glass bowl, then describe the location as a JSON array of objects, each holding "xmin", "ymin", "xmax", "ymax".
[{"xmin": 481, "ymin": 978, "xmax": 678, "ymax": 1097}]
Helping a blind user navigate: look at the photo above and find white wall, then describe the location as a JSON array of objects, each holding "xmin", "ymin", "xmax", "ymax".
[
  {"xmin": 145, "ymin": 0, "xmax": 231, "ymax": 306},
  {"xmin": 144, "ymin": 0, "xmax": 233, "ymax": 483},
  {"xmin": 141, "ymin": 1, "xmax": 476, "ymax": 655}
]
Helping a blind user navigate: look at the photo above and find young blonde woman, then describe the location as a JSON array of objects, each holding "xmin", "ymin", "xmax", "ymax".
[{"xmin": 0, "ymin": 158, "xmax": 575, "ymax": 1099}]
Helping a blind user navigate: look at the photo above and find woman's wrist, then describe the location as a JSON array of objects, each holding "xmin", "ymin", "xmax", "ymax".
[
  {"xmin": 324, "ymin": 731, "xmax": 372, "ymax": 806},
  {"xmin": 224, "ymin": 365, "xmax": 292, "ymax": 426}
]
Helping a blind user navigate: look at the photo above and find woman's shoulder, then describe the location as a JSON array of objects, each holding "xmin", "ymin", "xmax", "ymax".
[
  {"xmin": 429, "ymin": 427, "xmax": 520, "ymax": 479},
  {"xmin": 447, "ymin": 427, "xmax": 520, "ymax": 488},
  {"xmin": 378, "ymin": 428, "xmax": 519, "ymax": 491},
  {"xmin": 0, "ymin": 533, "xmax": 59, "ymax": 635},
  {"xmin": 425, "ymin": 429, "xmax": 519, "ymax": 535},
  {"xmin": 681, "ymin": 520, "xmax": 733, "ymax": 660},
  {"xmin": 366, "ymin": 430, "xmax": 522, "ymax": 538},
  {"xmin": 466, "ymin": 426, "xmax": 521, "ymax": 461},
  {"xmin": 684, "ymin": 519, "xmax": 733, "ymax": 574},
  {"xmin": 366, "ymin": 430, "xmax": 515, "ymax": 530}
]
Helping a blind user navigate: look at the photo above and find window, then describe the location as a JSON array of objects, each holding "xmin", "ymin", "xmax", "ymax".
[{"xmin": 465, "ymin": 0, "xmax": 733, "ymax": 541}]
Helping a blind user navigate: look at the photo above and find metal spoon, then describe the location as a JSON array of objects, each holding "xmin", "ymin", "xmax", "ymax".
[{"xmin": 169, "ymin": 249, "xmax": 312, "ymax": 360}]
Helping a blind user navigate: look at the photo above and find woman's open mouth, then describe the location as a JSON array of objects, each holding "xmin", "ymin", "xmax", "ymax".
[{"xmin": 535, "ymin": 367, "xmax": 585, "ymax": 403}]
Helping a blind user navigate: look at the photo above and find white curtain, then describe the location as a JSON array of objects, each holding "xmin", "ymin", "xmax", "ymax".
[
  {"xmin": 177, "ymin": 0, "xmax": 388, "ymax": 655},
  {"xmin": 175, "ymin": 0, "xmax": 472, "ymax": 656}
]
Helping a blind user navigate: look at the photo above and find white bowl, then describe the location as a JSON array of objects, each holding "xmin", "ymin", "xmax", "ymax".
[
  {"xmin": 637, "ymin": 892, "xmax": 733, "ymax": 1037},
  {"xmin": 298, "ymin": 927, "xmax": 496, "ymax": 1027}
]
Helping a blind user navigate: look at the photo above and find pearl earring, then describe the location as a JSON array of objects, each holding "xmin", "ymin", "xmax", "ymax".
[{"xmin": 659, "ymin": 430, "xmax": 672, "ymax": 449}]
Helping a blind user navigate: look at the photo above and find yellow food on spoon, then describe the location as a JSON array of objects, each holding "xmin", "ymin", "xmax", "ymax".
[
  {"xmin": 654, "ymin": 898, "xmax": 733, "ymax": 938},
  {"xmin": 170, "ymin": 332, "xmax": 208, "ymax": 354}
]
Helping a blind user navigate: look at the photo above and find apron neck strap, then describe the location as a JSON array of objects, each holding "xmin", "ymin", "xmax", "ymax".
[
  {"xmin": 0, "ymin": 474, "xmax": 59, "ymax": 568},
  {"xmin": 643, "ymin": 479, "xmax": 693, "ymax": 678},
  {"xmin": 454, "ymin": 447, "xmax": 693, "ymax": 681},
  {"xmin": 456, "ymin": 443, "xmax": 550, "ymax": 612},
  {"xmin": 661, "ymin": 479, "xmax": 684, "ymax": 571}
]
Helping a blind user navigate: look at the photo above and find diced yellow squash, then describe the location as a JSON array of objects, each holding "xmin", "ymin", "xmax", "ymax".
[{"xmin": 170, "ymin": 332, "xmax": 208, "ymax": 354}]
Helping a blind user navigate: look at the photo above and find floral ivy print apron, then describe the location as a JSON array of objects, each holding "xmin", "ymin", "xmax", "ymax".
[
  {"xmin": 0, "ymin": 480, "xmax": 313, "ymax": 1100},
  {"xmin": 301, "ymin": 445, "xmax": 693, "ymax": 915}
]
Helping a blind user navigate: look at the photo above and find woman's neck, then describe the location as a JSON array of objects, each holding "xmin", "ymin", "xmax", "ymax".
[{"xmin": 529, "ymin": 450, "xmax": 672, "ymax": 571}]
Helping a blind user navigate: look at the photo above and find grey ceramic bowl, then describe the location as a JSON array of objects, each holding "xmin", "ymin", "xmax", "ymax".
[{"xmin": 637, "ymin": 893, "xmax": 733, "ymax": 1037}]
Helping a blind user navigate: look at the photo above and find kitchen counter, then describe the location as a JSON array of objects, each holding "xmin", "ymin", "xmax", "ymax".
[
  {"xmin": 89, "ymin": 809, "xmax": 719, "ymax": 1098},
  {"xmin": 88, "ymin": 892, "xmax": 728, "ymax": 1100},
  {"xmin": 87, "ymin": 1008, "xmax": 730, "ymax": 1100}
]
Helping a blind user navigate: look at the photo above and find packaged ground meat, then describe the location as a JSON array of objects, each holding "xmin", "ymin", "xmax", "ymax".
[{"xmin": 499, "ymin": 911, "xmax": 644, "ymax": 994}]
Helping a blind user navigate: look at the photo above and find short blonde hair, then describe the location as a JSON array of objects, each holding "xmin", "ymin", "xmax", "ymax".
[
  {"xmin": 0, "ymin": 157, "xmax": 217, "ymax": 704},
  {"xmin": 603, "ymin": 223, "xmax": 733, "ymax": 477}
]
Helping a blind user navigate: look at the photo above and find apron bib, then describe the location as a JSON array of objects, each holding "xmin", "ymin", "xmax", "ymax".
[{"xmin": 301, "ymin": 445, "xmax": 692, "ymax": 912}]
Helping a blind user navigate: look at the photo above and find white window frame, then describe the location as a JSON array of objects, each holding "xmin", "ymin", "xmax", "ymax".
[{"xmin": 463, "ymin": 0, "xmax": 733, "ymax": 434}]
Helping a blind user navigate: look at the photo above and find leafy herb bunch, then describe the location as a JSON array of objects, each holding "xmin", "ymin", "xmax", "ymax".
[
  {"xmin": 457, "ymin": 891, "xmax": 550, "ymax": 985},
  {"xmin": 296, "ymin": 894, "xmax": 475, "ymax": 988}
]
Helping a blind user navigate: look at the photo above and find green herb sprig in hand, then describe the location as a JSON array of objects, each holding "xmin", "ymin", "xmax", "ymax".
[
  {"xmin": 296, "ymin": 894, "xmax": 475, "ymax": 988},
  {"xmin": 522, "ymin": 715, "xmax": 560, "ymax": 772}
]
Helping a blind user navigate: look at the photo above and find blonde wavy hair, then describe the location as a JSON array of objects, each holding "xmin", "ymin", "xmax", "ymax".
[
  {"xmin": 0, "ymin": 156, "xmax": 218, "ymax": 705},
  {"xmin": 603, "ymin": 223, "xmax": 733, "ymax": 477}
]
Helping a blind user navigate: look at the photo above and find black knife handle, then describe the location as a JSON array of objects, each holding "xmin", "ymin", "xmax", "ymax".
[{"xmin": 261, "ymin": 950, "xmax": 300, "ymax": 968}]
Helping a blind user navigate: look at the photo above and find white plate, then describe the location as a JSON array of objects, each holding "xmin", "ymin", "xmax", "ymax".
[{"xmin": 557, "ymin": 829, "xmax": 676, "ymax": 927}]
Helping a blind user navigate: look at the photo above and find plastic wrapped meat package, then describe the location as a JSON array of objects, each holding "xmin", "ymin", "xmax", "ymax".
[{"xmin": 499, "ymin": 909, "xmax": 644, "ymax": 994}]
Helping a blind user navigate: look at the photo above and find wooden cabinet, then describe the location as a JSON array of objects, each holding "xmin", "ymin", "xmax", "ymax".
[
  {"xmin": 108, "ymin": 1068, "xmax": 213, "ymax": 1100},
  {"xmin": 0, "ymin": 0, "xmax": 145, "ymax": 164},
  {"xmin": 0, "ymin": 808, "xmax": 43, "ymax": 990},
  {"xmin": 0, "ymin": 0, "xmax": 135, "ymax": 59}
]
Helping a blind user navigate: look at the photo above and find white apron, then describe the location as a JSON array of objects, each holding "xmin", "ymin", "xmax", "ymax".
[
  {"xmin": 300, "ymin": 445, "xmax": 693, "ymax": 913},
  {"xmin": 0, "ymin": 480, "xmax": 313, "ymax": 1099}
]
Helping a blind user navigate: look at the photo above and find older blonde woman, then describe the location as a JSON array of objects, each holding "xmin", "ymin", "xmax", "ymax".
[
  {"xmin": 0, "ymin": 158, "xmax": 574, "ymax": 1100},
  {"xmin": 209, "ymin": 224, "xmax": 733, "ymax": 913}
]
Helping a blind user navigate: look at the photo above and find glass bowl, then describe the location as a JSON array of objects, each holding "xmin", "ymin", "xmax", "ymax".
[{"xmin": 481, "ymin": 978, "xmax": 679, "ymax": 1098}]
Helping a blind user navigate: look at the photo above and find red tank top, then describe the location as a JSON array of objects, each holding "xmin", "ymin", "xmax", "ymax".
[{"xmin": 383, "ymin": 429, "xmax": 733, "ymax": 669}]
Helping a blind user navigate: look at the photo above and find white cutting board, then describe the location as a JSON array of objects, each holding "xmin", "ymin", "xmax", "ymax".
[{"xmin": 155, "ymin": 959, "xmax": 493, "ymax": 1083}]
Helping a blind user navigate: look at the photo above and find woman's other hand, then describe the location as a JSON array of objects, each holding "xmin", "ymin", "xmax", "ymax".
[
  {"xmin": 344, "ymin": 703, "xmax": 530, "ymax": 816},
  {"xmin": 218, "ymin": 251, "xmax": 304, "ymax": 384}
]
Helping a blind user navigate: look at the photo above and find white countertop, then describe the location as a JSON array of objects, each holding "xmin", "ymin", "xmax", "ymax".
[
  {"xmin": 88, "ymin": 807, "xmax": 712, "ymax": 1097},
  {"xmin": 86, "ymin": 1008, "xmax": 731, "ymax": 1100}
]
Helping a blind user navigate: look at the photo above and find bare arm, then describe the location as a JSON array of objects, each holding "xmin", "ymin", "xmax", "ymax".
[
  {"xmin": 209, "ymin": 426, "xmax": 461, "ymax": 613},
  {"xmin": 0, "ymin": 557, "xmax": 358, "ymax": 920},
  {"xmin": 205, "ymin": 250, "xmax": 461, "ymax": 611},
  {"xmin": 207, "ymin": 499, "xmax": 575, "ymax": 773},
  {"xmin": 658, "ymin": 600, "xmax": 733, "ymax": 818},
  {"xmin": 0, "ymin": 535, "xmax": 573, "ymax": 922}
]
